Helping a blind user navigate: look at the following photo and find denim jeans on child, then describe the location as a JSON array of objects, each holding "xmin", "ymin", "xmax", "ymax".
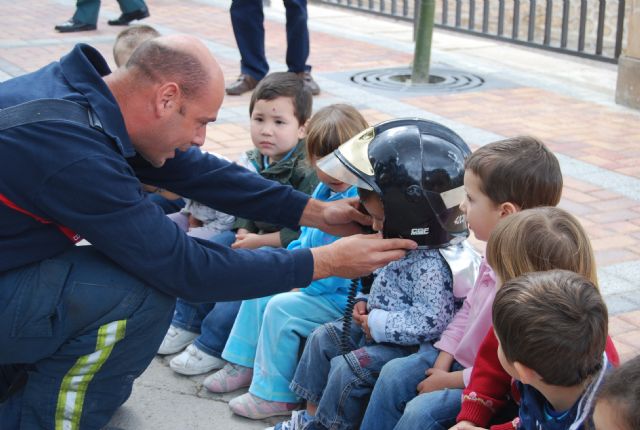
[
  {"xmin": 222, "ymin": 291, "xmax": 344, "ymax": 402},
  {"xmin": 360, "ymin": 343, "xmax": 464, "ymax": 430},
  {"xmin": 290, "ymin": 319, "xmax": 417, "ymax": 430},
  {"xmin": 171, "ymin": 230, "xmax": 239, "ymax": 358}
]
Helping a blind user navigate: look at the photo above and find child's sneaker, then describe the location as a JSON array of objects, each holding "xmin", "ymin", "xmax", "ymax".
[
  {"xmin": 229, "ymin": 392, "xmax": 299, "ymax": 419},
  {"xmin": 203, "ymin": 363, "xmax": 253, "ymax": 393},
  {"xmin": 265, "ymin": 410, "xmax": 312, "ymax": 430},
  {"xmin": 157, "ymin": 325, "xmax": 198, "ymax": 355},
  {"xmin": 169, "ymin": 344, "xmax": 226, "ymax": 376}
]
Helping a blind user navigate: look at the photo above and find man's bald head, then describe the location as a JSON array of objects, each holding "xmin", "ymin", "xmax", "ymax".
[{"xmin": 125, "ymin": 34, "xmax": 222, "ymax": 100}]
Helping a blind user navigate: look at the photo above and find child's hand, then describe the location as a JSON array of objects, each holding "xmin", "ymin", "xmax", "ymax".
[
  {"xmin": 232, "ymin": 232, "xmax": 264, "ymax": 249},
  {"xmin": 352, "ymin": 301, "xmax": 368, "ymax": 324},
  {"xmin": 449, "ymin": 421, "xmax": 487, "ymax": 430},
  {"xmin": 416, "ymin": 368, "xmax": 454, "ymax": 394},
  {"xmin": 359, "ymin": 314, "xmax": 372, "ymax": 340},
  {"xmin": 188, "ymin": 215, "xmax": 203, "ymax": 229},
  {"xmin": 236, "ymin": 228, "xmax": 250, "ymax": 235}
]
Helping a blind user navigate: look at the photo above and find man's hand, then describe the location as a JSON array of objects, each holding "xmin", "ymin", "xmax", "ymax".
[
  {"xmin": 417, "ymin": 368, "xmax": 457, "ymax": 394},
  {"xmin": 310, "ymin": 234, "xmax": 417, "ymax": 280},
  {"xmin": 449, "ymin": 421, "xmax": 487, "ymax": 430},
  {"xmin": 300, "ymin": 198, "xmax": 372, "ymax": 237}
]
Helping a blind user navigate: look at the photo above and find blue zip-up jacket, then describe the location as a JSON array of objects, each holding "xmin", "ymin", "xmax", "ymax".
[
  {"xmin": 0, "ymin": 44, "xmax": 314, "ymax": 302},
  {"xmin": 289, "ymin": 183, "xmax": 357, "ymax": 310}
]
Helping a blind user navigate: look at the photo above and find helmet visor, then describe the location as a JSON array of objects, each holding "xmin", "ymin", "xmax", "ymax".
[
  {"xmin": 316, "ymin": 152, "xmax": 374, "ymax": 191},
  {"xmin": 316, "ymin": 126, "xmax": 378, "ymax": 191}
]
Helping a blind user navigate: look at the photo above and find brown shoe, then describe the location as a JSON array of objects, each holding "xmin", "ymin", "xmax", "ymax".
[
  {"xmin": 298, "ymin": 72, "xmax": 320, "ymax": 95},
  {"xmin": 225, "ymin": 74, "xmax": 259, "ymax": 96}
]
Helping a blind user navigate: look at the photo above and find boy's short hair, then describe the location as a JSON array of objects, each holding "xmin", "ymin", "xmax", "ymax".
[
  {"xmin": 493, "ymin": 270, "xmax": 607, "ymax": 387},
  {"xmin": 486, "ymin": 207, "xmax": 598, "ymax": 288},
  {"xmin": 305, "ymin": 104, "xmax": 368, "ymax": 159},
  {"xmin": 249, "ymin": 72, "xmax": 312, "ymax": 126},
  {"xmin": 597, "ymin": 355, "xmax": 640, "ymax": 430},
  {"xmin": 113, "ymin": 25, "xmax": 160, "ymax": 67},
  {"xmin": 465, "ymin": 136, "xmax": 562, "ymax": 208}
]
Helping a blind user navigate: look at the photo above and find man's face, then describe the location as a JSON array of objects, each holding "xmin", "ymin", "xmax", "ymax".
[{"xmin": 139, "ymin": 80, "xmax": 223, "ymax": 168}]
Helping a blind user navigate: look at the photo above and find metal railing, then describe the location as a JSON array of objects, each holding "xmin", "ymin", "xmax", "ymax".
[{"xmin": 310, "ymin": 0, "xmax": 627, "ymax": 63}]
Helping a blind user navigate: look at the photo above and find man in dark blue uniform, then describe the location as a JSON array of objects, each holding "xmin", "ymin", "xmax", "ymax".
[{"xmin": 0, "ymin": 35, "xmax": 415, "ymax": 429}]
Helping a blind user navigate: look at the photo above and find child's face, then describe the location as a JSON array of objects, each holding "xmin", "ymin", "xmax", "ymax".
[
  {"xmin": 496, "ymin": 333, "xmax": 520, "ymax": 381},
  {"xmin": 460, "ymin": 170, "xmax": 507, "ymax": 242},
  {"xmin": 360, "ymin": 193, "xmax": 385, "ymax": 233},
  {"xmin": 311, "ymin": 157, "xmax": 350, "ymax": 193},
  {"xmin": 250, "ymin": 96, "xmax": 305, "ymax": 162},
  {"xmin": 593, "ymin": 400, "xmax": 628, "ymax": 430}
]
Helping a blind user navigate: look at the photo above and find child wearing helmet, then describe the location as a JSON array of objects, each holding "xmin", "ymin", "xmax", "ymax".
[
  {"xmin": 360, "ymin": 136, "xmax": 564, "ymax": 430},
  {"xmin": 270, "ymin": 118, "xmax": 480, "ymax": 430}
]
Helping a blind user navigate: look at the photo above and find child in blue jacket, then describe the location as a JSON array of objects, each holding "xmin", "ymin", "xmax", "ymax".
[{"xmin": 203, "ymin": 104, "xmax": 370, "ymax": 419}]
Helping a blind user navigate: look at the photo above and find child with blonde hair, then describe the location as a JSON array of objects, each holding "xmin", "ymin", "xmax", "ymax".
[
  {"xmin": 361, "ymin": 136, "xmax": 562, "ymax": 430},
  {"xmin": 451, "ymin": 206, "xmax": 620, "ymax": 430},
  {"xmin": 593, "ymin": 355, "xmax": 640, "ymax": 430},
  {"xmin": 203, "ymin": 104, "xmax": 369, "ymax": 419}
]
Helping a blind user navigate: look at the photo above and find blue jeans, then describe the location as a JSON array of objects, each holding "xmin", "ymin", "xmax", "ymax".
[
  {"xmin": 0, "ymin": 246, "xmax": 174, "ymax": 429},
  {"xmin": 172, "ymin": 230, "xmax": 242, "ymax": 357},
  {"xmin": 230, "ymin": 0, "xmax": 311, "ymax": 80},
  {"xmin": 290, "ymin": 320, "xmax": 416, "ymax": 430},
  {"xmin": 173, "ymin": 299, "xmax": 241, "ymax": 358},
  {"xmin": 361, "ymin": 344, "xmax": 464, "ymax": 430},
  {"xmin": 147, "ymin": 192, "xmax": 185, "ymax": 215}
]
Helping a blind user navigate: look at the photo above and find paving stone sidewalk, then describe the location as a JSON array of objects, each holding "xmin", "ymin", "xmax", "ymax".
[{"xmin": 1, "ymin": 0, "xmax": 640, "ymax": 428}]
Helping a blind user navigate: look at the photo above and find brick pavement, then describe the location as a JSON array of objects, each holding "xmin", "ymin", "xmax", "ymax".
[{"xmin": 1, "ymin": 0, "xmax": 640, "ymax": 428}]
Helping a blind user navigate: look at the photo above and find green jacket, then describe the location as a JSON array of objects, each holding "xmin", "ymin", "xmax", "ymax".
[{"xmin": 233, "ymin": 140, "xmax": 318, "ymax": 247}]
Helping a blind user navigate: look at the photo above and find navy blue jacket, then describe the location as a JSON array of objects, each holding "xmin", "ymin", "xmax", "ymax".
[{"xmin": 0, "ymin": 44, "xmax": 314, "ymax": 302}]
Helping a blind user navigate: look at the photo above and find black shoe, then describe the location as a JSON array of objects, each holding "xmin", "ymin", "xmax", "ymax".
[
  {"xmin": 54, "ymin": 19, "xmax": 97, "ymax": 33},
  {"xmin": 108, "ymin": 8, "xmax": 150, "ymax": 26}
]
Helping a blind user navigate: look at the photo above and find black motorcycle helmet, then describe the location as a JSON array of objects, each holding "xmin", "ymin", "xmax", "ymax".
[{"xmin": 317, "ymin": 118, "xmax": 471, "ymax": 248}]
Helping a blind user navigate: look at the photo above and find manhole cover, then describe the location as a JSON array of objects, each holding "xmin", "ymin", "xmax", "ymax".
[{"xmin": 350, "ymin": 67, "xmax": 485, "ymax": 93}]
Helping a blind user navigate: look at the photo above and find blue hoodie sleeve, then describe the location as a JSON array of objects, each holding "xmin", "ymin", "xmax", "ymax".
[
  {"xmin": 133, "ymin": 147, "xmax": 309, "ymax": 230},
  {"xmin": 32, "ymin": 140, "xmax": 313, "ymax": 302}
]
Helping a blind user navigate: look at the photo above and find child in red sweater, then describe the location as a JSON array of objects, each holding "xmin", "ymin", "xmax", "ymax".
[{"xmin": 450, "ymin": 207, "xmax": 619, "ymax": 430}]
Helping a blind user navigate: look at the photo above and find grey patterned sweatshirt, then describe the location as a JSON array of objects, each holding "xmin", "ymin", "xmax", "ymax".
[{"xmin": 366, "ymin": 248, "xmax": 456, "ymax": 346}]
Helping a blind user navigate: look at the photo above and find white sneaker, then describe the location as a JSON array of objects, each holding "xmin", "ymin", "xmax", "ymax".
[
  {"xmin": 169, "ymin": 344, "xmax": 226, "ymax": 375},
  {"xmin": 157, "ymin": 325, "xmax": 198, "ymax": 355}
]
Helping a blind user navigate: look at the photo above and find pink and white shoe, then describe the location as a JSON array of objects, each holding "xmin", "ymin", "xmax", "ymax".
[
  {"xmin": 203, "ymin": 363, "xmax": 253, "ymax": 393},
  {"xmin": 229, "ymin": 392, "xmax": 299, "ymax": 419}
]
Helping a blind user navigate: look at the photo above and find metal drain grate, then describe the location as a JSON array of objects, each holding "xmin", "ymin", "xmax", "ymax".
[{"xmin": 350, "ymin": 67, "xmax": 485, "ymax": 94}]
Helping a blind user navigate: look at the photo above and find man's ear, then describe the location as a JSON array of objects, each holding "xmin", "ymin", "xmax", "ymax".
[
  {"xmin": 499, "ymin": 202, "xmax": 519, "ymax": 218},
  {"xmin": 155, "ymin": 82, "xmax": 180, "ymax": 117},
  {"xmin": 513, "ymin": 361, "xmax": 541, "ymax": 385}
]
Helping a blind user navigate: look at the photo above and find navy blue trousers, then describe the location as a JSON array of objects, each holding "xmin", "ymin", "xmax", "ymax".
[
  {"xmin": 0, "ymin": 246, "xmax": 174, "ymax": 429},
  {"xmin": 230, "ymin": 0, "xmax": 311, "ymax": 80}
]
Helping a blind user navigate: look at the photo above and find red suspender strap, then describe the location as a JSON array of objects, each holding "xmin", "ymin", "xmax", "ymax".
[{"xmin": 0, "ymin": 193, "xmax": 82, "ymax": 243}]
